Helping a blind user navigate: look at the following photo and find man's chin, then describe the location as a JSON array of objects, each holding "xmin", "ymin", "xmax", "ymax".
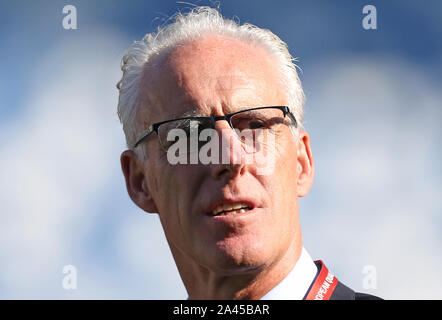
[{"xmin": 205, "ymin": 237, "xmax": 271, "ymax": 274}]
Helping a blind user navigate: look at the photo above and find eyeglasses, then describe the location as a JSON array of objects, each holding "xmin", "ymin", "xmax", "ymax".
[{"xmin": 133, "ymin": 106, "xmax": 297, "ymax": 153}]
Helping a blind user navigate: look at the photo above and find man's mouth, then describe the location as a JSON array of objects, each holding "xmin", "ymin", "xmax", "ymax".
[{"xmin": 211, "ymin": 202, "xmax": 253, "ymax": 216}]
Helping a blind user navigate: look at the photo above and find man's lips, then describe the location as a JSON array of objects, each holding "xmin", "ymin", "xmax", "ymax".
[{"xmin": 205, "ymin": 199, "xmax": 257, "ymax": 217}]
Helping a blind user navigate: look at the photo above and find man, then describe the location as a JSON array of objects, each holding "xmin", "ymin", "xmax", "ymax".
[{"xmin": 117, "ymin": 7, "xmax": 380, "ymax": 300}]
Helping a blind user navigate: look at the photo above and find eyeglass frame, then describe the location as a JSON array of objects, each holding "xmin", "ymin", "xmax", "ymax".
[{"xmin": 132, "ymin": 106, "xmax": 297, "ymax": 149}]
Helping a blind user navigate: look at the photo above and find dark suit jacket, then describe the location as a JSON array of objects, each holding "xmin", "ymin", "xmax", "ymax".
[{"xmin": 330, "ymin": 281, "xmax": 382, "ymax": 300}]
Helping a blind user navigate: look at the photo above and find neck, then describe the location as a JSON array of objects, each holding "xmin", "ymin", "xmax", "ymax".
[{"xmin": 169, "ymin": 233, "xmax": 303, "ymax": 300}]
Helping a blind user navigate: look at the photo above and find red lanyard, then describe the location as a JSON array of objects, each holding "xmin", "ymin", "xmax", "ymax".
[{"xmin": 304, "ymin": 260, "xmax": 338, "ymax": 300}]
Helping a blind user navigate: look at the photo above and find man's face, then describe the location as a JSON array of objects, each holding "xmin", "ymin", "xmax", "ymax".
[{"xmin": 126, "ymin": 35, "xmax": 313, "ymax": 274}]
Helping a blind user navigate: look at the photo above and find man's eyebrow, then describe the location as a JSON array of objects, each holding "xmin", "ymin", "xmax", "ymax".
[{"xmin": 177, "ymin": 109, "xmax": 205, "ymax": 118}]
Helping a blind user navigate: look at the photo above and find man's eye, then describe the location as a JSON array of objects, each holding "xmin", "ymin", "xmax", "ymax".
[
  {"xmin": 248, "ymin": 120, "xmax": 266, "ymax": 129},
  {"xmin": 235, "ymin": 118, "xmax": 269, "ymax": 130}
]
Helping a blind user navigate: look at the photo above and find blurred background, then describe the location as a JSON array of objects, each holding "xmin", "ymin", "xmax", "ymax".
[{"xmin": 0, "ymin": 0, "xmax": 441, "ymax": 299}]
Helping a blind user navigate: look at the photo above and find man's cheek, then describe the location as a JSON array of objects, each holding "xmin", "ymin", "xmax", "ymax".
[{"xmin": 158, "ymin": 166, "xmax": 193, "ymax": 208}]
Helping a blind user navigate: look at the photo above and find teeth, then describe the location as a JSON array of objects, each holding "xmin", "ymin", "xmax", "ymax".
[{"xmin": 212, "ymin": 202, "xmax": 250, "ymax": 216}]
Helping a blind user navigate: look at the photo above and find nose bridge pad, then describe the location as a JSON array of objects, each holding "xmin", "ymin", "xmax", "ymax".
[{"xmin": 226, "ymin": 116, "xmax": 234, "ymax": 130}]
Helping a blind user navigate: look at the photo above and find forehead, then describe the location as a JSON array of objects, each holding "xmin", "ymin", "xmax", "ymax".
[{"xmin": 138, "ymin": 34, "xmax": 286, "ymax": 124}]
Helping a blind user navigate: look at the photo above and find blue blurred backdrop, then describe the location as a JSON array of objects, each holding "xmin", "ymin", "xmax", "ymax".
[{"xmin": 0, "ymin": 0, "xmax": 441, "ymax": 299}]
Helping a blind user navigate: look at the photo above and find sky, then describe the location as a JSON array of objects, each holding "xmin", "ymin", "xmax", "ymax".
[{"xmin": 0, "ymin": 0, "xmax": 441, "ymax": 299}]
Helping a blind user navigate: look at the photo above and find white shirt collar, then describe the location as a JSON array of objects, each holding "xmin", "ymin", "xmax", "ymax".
[{"xmin": 260, "ymin": 247, "xmax": 318, "ymax": 300}]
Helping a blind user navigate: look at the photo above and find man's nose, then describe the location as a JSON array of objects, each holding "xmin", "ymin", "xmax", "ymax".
[{"xmin": 210, "ymin": 120, "xmax": 246, "ymax": 179}]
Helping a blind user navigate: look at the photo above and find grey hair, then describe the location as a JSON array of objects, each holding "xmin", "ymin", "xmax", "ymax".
[{"xmin": 117, "ymin": 6, "xmax": 305, "ymax": 159}]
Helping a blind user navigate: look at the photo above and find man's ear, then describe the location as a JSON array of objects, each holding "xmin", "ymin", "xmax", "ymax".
[
  {"xmin": 296, "ymin": 130, "xmax": 315, "ymax": 197},
  {"xmin": 120, "ymin": 150, "xmax": 158, "ymax": 213}
]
